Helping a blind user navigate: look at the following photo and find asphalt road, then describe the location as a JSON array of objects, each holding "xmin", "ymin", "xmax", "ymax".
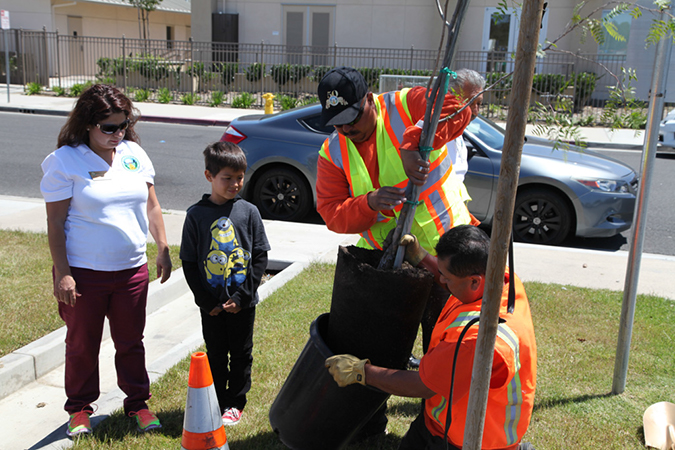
[{"xmin": 2, "ymin": 112, "xmax": 673, "ymax": 256}]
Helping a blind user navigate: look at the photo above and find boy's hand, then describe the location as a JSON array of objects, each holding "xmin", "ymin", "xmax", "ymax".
[
  {"xmin": 208, "ymin": 305, "xmax": 224, "ymax": 316},
  {"xmin": 223, "ymin": 299, "xmax": 241, "ymax": 314}
]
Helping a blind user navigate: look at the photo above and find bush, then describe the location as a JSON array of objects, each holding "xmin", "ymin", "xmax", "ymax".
[
  {"xmin": 299, "ymin": 95, "xmax": 319, "ymax": 106},
  {"xmin": 157, "ymin": 87, "xmax": 173, "ymax": 104},
  {"xmin": 134, "ymin": 88, "xmax": 150, "ymax": 102},
  {"xmin": 96, "ymin": 57, "xmax": 124, "ymax": 77},
  {"xmin": 52, "ymin": 86, "xmax": 67, "ymax": 97},
  {"xmin": 217, "ymin": 62, "xmax": 238, "ymax": 85},
  {"xmin": 312, "ymin": 66, "xmax": 332, "ymax": 82},
  {"xmin": 232, "ymin": 92, "xmax": 255, "ymax": 109},
  {"xmin": 270, "ymin": 64, "xmax": 312, "ymax": 86},
  {"xmin": 485, "ymin": 72, "xmax": 512, "ymax": 103},
  {"xmin": 180, "ymin": 93, "xmax": 200, "ymax": 105},
  {"xmin": 571, "ymin": 71, "xmax": 600, "ymax": 112},
  {"xmin": 531, "ymin": 73, "xmax": 569, "ymax": 95},
  {"xmin": 245, "ymin": 63, "xmax": 266, "ymax": 83},
  {"xmin": 69, "ymin": 81, "xmax": 93, "ymax": 97},
  {"xmin": 186, "ymin": 62, "xmax": 205, "ymax": 78},
  {"xmin": 279, "ymin": 95, "xmax": 298, "ymax": 110},
  {"xmin": 357, "ymin": 67, "xmax": 382, "ymax": 90},
  {"xmin": 26, "ymin": 82, "xmax": 42, "ymax": 95},
  {"xmin": 209, "ymin": 91, "xmax": 225, "ymax": 107}
]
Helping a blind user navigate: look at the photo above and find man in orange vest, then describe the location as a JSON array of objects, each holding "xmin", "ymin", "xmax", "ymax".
[
  {"xmin": 326, "ymin": 225, "xmax": 537, "ymax": 450},
  {"xmin": 317, "ymin": 66, "xmax": 479, "ymax": 441},
  {"xmin": 316, "ymin": 66, "xmax": 476, "ymax": 253},
  {"xmin": 317, "ymin": 66, "xmax": 480, "ymax": 352}
]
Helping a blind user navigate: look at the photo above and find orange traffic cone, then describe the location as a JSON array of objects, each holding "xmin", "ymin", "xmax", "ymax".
[{"xmin": 181, "ymin": 352, "xmax": 230, "ymax": 450}]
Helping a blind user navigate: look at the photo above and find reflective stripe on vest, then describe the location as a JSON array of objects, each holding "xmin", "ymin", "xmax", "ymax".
[
  {"xmin": 436, "ymin": 311, "xmax": 524, "ymax": 446},
  {"xmin": 318, "ymin": 89, "xmax": 472, "ymax": 253}
]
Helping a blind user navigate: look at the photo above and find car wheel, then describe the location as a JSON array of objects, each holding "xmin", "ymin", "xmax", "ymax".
[
  {"xmin": 513, "ymin": 188, "xmax": 572, "ymax": 245},
  {"xmin": 252, "ymin": 167, "xmax": 312, "ymax": 221}
]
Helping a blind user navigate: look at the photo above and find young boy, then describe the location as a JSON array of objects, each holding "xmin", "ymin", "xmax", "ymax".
[{"xmin": 180, "ymin": 141, "xmax": 271, "ymax": 425}]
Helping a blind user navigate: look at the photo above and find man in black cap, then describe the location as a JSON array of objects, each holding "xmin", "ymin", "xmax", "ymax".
[
  {"xmin": 316, "ymin": 66, "xmax": 477, "ymax": 259},
  {"xmin": 315, "ymin": 66, "xmax": 479, "ymax": 440}
]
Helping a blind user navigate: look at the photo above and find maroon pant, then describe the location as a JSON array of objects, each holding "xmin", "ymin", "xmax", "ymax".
[{"xmin": 57, "ymin": 264, "xmax": 150, "ymax": 415}]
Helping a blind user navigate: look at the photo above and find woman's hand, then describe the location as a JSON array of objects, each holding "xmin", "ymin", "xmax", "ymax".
[
  {"xmin": 54, "ymin": 273, "xmax": 80, "ymax": 306},
  {"xmin": 155, "ymin": 246, "xmax": 172, "ymax": 284}
]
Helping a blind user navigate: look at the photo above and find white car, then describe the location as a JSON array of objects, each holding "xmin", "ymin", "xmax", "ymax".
[{"xmin": 658, "ymin": 109, "xmax": 675, "ymax": 153}]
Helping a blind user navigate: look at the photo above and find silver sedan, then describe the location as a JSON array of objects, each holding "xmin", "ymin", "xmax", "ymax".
[{"xmin": 221, "ymin": 104, "xmax": 637, "ymax": 246}]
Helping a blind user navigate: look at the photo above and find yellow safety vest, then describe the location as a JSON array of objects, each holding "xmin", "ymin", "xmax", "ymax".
[{"xmin": 319, "ymin": 88, "xmax": 472, "ymax": 255}]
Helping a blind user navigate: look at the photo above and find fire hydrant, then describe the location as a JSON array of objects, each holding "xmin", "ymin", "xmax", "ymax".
[{"xmin": 263, "ymin": 93, "xmax": 275, "ymax": 114}]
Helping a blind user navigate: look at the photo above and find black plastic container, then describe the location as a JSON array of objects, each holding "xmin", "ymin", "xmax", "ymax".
[
  {"xmin": 269, "ymin": 246, "xmax": 434, "ymax": 450},
  {"xmin": 269, "ymin": 313, "xmax": 389, "ymax": 450}
]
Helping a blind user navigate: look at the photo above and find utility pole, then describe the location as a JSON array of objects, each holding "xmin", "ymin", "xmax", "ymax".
[{"xmin": 612, "ymin": 8, "xmax": 672, "ymax": 395}]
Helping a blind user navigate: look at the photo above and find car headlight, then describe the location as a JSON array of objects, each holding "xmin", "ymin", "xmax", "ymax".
[{"xmin": 573, "ymin": 178, "xmax": 631, "ymax": 193}]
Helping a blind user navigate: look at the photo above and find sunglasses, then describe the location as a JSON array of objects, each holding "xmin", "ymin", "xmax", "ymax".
[
  {"xmin": 96, "ymin": 119, "xmax": 130, "ymax": 135},
  {"xmin": 341, "ymin": 97, "xmax": 366, "ymax": 127}
]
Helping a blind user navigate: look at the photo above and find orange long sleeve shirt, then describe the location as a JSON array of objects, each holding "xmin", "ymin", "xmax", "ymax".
[{"xmin": 316, "ymin": 86, "xmax": 471, "ymax": 235}]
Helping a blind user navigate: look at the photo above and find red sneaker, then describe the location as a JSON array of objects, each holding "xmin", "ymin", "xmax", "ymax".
[
  {"xmin": 128, "ymin": 409, "xmax": 161, "ymax": 432},
  {"xmin": 222, "ymin": 407, "xmax": 242, "ymax": 425}
]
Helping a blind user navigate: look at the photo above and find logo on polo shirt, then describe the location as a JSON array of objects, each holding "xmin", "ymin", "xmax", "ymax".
[{"xmin": 121, "ymin": 155, "xmax": 141, "ymax": 172}]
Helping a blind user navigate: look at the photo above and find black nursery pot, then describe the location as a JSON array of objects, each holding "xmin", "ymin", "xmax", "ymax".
[
  {"xmin": 268, "ymin": 313, "xmax": 389, "ymax": 450},
  {"xmin": 269, "ymin": 246, "xmax": 434, "ymax": 450}
]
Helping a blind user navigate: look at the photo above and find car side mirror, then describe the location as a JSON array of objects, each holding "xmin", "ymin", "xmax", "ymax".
[{"xmin": 465, "ymin": 140, "xmax": 478, "ymax": 161}]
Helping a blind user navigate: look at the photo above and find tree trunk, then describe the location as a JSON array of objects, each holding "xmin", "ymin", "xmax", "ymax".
[{"xmin": 461, "ymin": 1, "xmax": 544, "ymax": 449}]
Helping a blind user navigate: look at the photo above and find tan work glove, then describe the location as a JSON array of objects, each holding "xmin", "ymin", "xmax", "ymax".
[
  {"xmin": 325, "ymin": 354, "xmax": 370, "ymax": 387},
  {"xmin": 400, "ymin": 234, "xmax": 428, "ymax": 266}
]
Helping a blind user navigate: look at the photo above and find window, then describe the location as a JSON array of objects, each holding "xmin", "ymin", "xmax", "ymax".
[
  {"xmin": 598, "ymin": 10, "xmax": 631, "ymax": 55},
  {"xmin": 166, "ymin": 26, "xmax": 174, "ymax": 49}
]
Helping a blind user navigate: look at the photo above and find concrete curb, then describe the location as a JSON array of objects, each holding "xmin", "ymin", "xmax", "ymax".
[
  {"xmin": 0, "ymin": 269, "xmax": 188, "ymax": 401},
  {"xmin": 0, "ymin": 259, "xmax": 303, "ymax": 403}
]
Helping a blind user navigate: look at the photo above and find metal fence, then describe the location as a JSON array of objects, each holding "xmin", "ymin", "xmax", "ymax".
[{"xmin": 2, "ymin": 28, "xmax": 629, "ymax": 112}]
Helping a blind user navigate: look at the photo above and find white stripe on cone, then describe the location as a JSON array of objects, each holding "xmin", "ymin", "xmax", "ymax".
[{"xmin": 183, "ymin": 385, "xmax": 222, "ymax": 432}]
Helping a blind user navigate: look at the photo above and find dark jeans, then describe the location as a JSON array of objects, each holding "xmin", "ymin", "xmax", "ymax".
[
  {"xmin": 200, "ymin": 305, "xmax": 256, "ymax": 412},
  {"xmin": 59, "ymin": 265, "xmax": 150, "ymax": 415},
  {"xmin": 398, "ymin": 413, "xmax": 460, "ymax": 450}
]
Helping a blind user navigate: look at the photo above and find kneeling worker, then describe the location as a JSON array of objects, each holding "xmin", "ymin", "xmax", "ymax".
[{"xmin": 326, "ymin": 225, "xmax": 537, "ymax": 450}]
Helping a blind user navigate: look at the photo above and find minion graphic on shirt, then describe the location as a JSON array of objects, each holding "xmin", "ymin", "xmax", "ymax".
[
  {"xmin": 210, "ymin": 217, "xmax": 239, "ymax": 253},
  {"xmin": 226, "ymin": 247, "xmax": 251, "ymax": 289},
  {"xmin": 204, "ymin": 249, "xmax": 228, "ymax": 287}
]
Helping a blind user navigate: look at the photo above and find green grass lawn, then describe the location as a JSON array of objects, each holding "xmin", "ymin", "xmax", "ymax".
[
  {"xmin": 0, "ymin": 229, "xmax": 182, "ymax": 357},
  {"xmin": 70, "ymin": 265, "xmax": 674, "ymax": 450},
  {"xmin": 3, "ymin": 230, "xmax": 674, "ymax": 449}
]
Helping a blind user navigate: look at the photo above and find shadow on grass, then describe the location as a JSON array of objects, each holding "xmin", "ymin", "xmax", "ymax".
[
  {"xmin": 88, "ymin": 407, "xmax": 185, "ymax": 441},
  {"xmin": 229, "ymin": 430, "xmax": 404, "ymax": 450},
  {"xmin": 532, "ymin": 391, "xmax": 614, "ymax": 412}
]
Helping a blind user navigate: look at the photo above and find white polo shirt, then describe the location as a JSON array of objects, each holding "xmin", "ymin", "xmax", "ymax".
[
  {"xmin": 446, "ymin": 137, "xmax": 468, "ymax": 182},
  {"xmin": 40, "ymin": 140, "xmax": 155, "ymax": 271}
]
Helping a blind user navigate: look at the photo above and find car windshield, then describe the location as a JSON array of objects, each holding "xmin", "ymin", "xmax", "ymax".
[{"xmin": 466, "ymin": 116, "xmax": 505, "ymax": 150}]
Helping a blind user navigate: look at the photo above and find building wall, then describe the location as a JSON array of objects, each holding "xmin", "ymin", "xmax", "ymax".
[
  {"xmin": 193, "ymin": 0, "xmax": 618, "ymax": 54},
  {"xmin": 0, "ymin": 0, "xmax": 53, "ymax": 31},
  {"xmin": 51, "ymin": 2, "xmax": 190, "ymax": 40},
  {"xmin": 0, "ymin": 0, "xmax": 189, "ymax": 38}
]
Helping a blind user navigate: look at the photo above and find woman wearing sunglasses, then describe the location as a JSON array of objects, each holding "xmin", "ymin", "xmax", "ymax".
[{"xmin": 40, "ymin": 84, "xmax": 172, "ymax": 437}]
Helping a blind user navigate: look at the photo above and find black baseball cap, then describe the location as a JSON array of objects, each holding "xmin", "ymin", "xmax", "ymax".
[{"xmin": 318, "ymin": 67, "xmax": 368, "ymax": 126}]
